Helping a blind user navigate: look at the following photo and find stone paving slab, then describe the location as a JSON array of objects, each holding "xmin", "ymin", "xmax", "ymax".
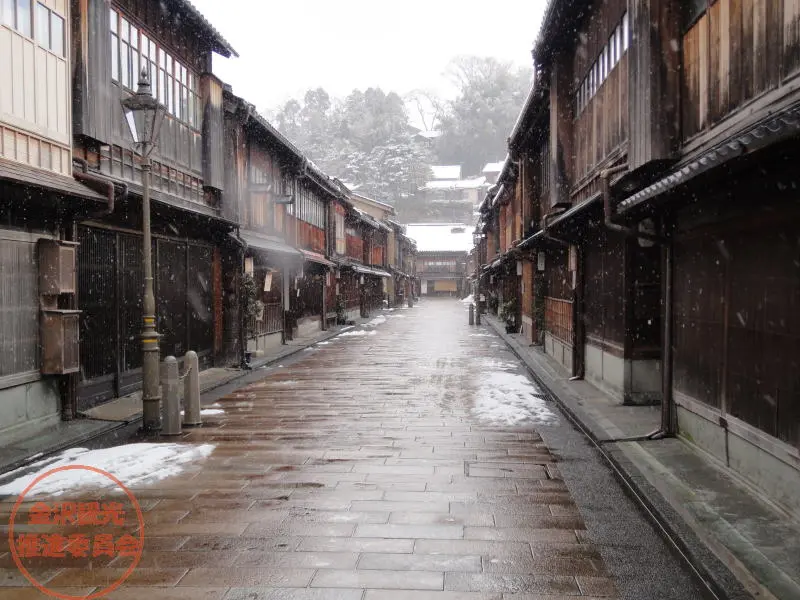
[{"xmin": 0, "ymin": 301, "xmax": 632, "ymax": 598}]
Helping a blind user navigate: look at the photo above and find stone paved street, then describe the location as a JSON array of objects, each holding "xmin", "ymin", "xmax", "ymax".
[{"xmin": 0, "ymin": 298, "xmax": 706, "ymax": 599}]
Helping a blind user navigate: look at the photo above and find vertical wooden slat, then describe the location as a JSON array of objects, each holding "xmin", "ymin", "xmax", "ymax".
[
  {"xmin": 768, "ymin": 0, "xmax": 784, "ymax": 86},
  {"xmin": 753, "ymin": 0, "xmax": 769, "ymax": 92},
  {"xmin": 741, "ymin": 0, "xmax": 755, "ymax": 101},
  {"xmin": 699, "ymin": 14, "xmax": 710, "ymax": 131},
  {"xmin": 728, "ymin": 0, "xmax": 743, "ymax": 112},
  {"xmin": 709, "ymin": 1, "xmax": 722, "ymax": 121},
  {"xmin": 784, "ymin": 0, "xmax": 800, "ymax": 75}
]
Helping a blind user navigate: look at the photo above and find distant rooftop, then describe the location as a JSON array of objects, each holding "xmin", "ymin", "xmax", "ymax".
[
  {"xmin": 482, "ymin": 161, "xmax": 506, "ymax": 174},
  {"xmin": 422, "ymin": 176, "xmax": 487, "ymax": 192},
  {"xmin": 405, "ymin": 223, "xmax": 473, "ymax": 253},
  {"xmin": 431, "ymin": 165, "xmax": 462, "ymax": 180}
]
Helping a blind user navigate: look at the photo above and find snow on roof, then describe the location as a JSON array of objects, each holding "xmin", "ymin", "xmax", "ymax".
[
  {"xmin": 405, "ymin": 223, "xmax": 473, "ymax": 253},
  {"xmin": 482, "ymin": 161, "xmax": 506, "ymax": 174},
  {"xmin": 422, "ymin": 176, "xmax": 487, "ymax": 191},
  {"xmin": 431, "ymin": 165, "xmax": 462, "ymax": 180}
]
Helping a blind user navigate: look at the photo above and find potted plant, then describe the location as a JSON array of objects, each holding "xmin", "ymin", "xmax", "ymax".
[
  {"xmin": 335, "ymin": 295, "xmax": 347, "ymax": 325},
  {"xmin": 500, "ymin": 298, "xmax": 519, "ymax": 334}
]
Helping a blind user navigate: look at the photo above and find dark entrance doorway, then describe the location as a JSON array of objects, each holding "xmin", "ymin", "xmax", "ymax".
[{"xmin": 77, "ymin": 226, "xmax": 213, "ymax": 411}]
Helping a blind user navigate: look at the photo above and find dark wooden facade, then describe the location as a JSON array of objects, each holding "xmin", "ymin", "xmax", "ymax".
[
  {"xmin": 477, "ymin": 0, "xmax": 800, "ymax": 514},
  {"xmin": 70, "ymin": 0, "xmax": 237, "ymax": 405}
]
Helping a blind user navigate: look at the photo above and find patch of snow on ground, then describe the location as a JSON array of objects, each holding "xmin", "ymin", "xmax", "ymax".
[
  {"xmin": 0, "ymin": 443, "xmax": 215, "ymax": 498},
  {"xmin": 469, "ymin": 333, "xmax": 494, "ymax": 338},
  {"xmin": 179, "ymin": 409, "xmax": 224, "ymax": 416},
  {"xmin": 461, "ymin": 294, "xmax": 475, "ymax": 304},
  {"xmin": 387, "ymin": 314, "xmax": 407, "ymax": 318},
  {"xmin": 339, "ymin": 329, "xmax": 377, "ymax": 337},
  {"xmin": 317, "ymin": 341, "xmax": 331, "ymax": 345},
  {"xmin": 365, "ymin": 315, "xmax": 386, "ymax": 327},
  {"xmin": 473, "ymin": 371, "xmax": 557, "ymax": 426}
]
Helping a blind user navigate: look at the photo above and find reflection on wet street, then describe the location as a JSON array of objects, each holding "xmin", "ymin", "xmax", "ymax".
[{"xmin": 0, "ymin": 298, "xmax": 618, "ymax": 599}]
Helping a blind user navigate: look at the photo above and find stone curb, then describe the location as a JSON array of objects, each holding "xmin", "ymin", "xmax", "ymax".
[{"xmin": 481, "ymin": 315, "xmax": 753, "ymax": 600}]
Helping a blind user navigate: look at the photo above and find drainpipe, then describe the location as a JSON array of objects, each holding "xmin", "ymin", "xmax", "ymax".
[
  {"xmin": 662, "ymin": 239, "xmax": 675, "ymax": 435},
  {"xmin": 72, "ymin": 157, "xmax": 128, "ymax": 217},
  {"xmin": 601, "ymin": 163, "xmax": 673, "ymax": 440},
  {"xmin": 602, "ymin": 165, "xmax": 664, "ymax": 244},
  {"xmin": 540, "ymin": 212, "xmax": 570, "ymax": 247}
]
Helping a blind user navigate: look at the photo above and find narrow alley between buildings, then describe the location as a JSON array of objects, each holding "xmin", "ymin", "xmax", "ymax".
[{"xmin": 0, "ymin": 299, "xmax": 706, "ymax": 599}]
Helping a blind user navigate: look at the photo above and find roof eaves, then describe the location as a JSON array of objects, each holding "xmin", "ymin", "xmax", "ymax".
[{"xmin": 178, "ymin": 0, "xmax": 238, "ymax": 57}]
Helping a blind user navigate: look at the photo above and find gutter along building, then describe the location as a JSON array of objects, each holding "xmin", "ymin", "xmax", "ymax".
[
  {"xmin": 0, "ymin": 0, "xmax": 415, "ymax": 445},
  {"xmin": 476, "ymin": 0, "xmax": 800, "ymax": 517}
]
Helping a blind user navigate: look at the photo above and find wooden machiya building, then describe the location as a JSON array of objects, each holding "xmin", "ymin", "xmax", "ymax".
[
  {"xmin": 387, "ymin": 220, "xmax": 417, "ymax": 307},
  {"xmin": 479, "ymin": 0, "xmax": 800, "ymax": 515},
  {"xmin": 0, "ymin": 0, "xmax": 116, "ymax": 440},
  {"xmin": 69, "ymin": 0, "xmax": 238, "ymax": 410},
  {"xmin": 406, "ymin": 223, "xmax": 471, "ymax": 297},
  {"xmin": 331, "ymin": 198, "xmax": 392, "ymax": 321},
  {"xmin": 348, "ymin": 193, "xmax": 393, "ymax": 313}
]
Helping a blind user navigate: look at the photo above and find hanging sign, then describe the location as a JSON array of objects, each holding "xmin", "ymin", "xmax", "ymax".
[
  {"xmin": 264, "ymin": 271, "xmax": 273, "ymax": 291},
  {"xmin": 244, "ymin": 257, "xmax": 254, "ymax": 275}
]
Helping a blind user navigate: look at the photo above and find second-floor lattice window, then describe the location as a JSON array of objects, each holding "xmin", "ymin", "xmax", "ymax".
[
  {"xmin": 34, "ymin": 3, "xmax": 63, "ymax": 56},
  {"xmin": 110, "ymin": 7, "xmax": 199, "ymax": 129},
  {"xmin": 2, "ymin": 0, "xmax": 31, "ymax": 37},
  {"xmin": 289, "ymin": 185, "xmax": 325, "ymax": 229},
  {"xmin": 3, "ymin": 0, "xmax": 63, "ymax": 56},
  {"xmin": 575, "ymin": 11, "xmax": 629, "ymax": 115},
  {"xmin": 335, "ymin": 211, "xmax": 346, "ymax": 255}
]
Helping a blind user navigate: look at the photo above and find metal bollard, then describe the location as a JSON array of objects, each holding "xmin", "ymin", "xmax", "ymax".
[
  {"xmin": 183, "ymin": 351, "xmax": 201, "ymax": 427},
  {"xmin": 408, "ymin": 295, "xmax": 413, "ymax": 308},
  {"xmin": 469, "ymin": 303, "xmax": 475, "ymax": 325},
  {"xmin": 161, "ymin": 356, "xmax": 181, "ymax": 436},
  {"xmin": 476, "ymin": 301, "xmax": 481, "ymax": 325}
]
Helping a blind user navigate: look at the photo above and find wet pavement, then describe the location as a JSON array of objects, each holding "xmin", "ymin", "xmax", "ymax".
[{"xmin": 0, "ymin": 298, "xmax": 707, "ymax": 599}]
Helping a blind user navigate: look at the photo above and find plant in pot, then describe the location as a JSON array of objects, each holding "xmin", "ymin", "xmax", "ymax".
[
  {"xmin": 241, "ymin": 273, "xmax": 264, "ymax": 364},
  {"xmin": 500, "ymin": 298, "xmax": 519, "ymax": 334},
  {"xmin": 335, "ymin": 295, "xmax": 347, "ymax": 325}
]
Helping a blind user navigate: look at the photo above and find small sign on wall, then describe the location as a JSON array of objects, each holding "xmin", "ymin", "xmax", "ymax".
[
  {"xmin": 264, "ymin": 271, "xmax": 273, "ymax": 291},
  {"xmin": 537, "ymin": 252, "xmax": 545, "ymax": 272},
  {"xmin": 244, "ymin": 257, "xmax": 254, "ymax": 275}
]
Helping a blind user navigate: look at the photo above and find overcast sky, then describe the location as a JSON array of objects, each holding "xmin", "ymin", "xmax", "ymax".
[{"xmin": 191, "ymin": 0, "xmax": 547, "ymax": 117}]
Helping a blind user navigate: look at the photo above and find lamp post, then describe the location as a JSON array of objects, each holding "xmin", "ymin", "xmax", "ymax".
[{"xmin": 122, "ymin": 66, "xmax": 167, "ymax": 433}]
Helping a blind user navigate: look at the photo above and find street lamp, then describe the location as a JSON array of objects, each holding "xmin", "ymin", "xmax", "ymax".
[{"xmin": 121, "ymin": 66, "xmax": 167, "ymax": 432}]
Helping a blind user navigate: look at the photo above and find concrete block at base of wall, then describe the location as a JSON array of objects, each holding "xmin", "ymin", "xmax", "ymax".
[
  {"xmin": 727, "ymin": 430, "xmax": 800, "ymax": 517},
  {"xmin": 626, "ymin": 359, "xmax": 662, "ymax": 405},
  {"xmin": 585, "ymin": 343, "xmax": 660, "ymax": 406},
  {"xmin": 677, "ymin": 404, "xmax": 728, "ymax": 463},
  {"xmin": 297, "ymin": 316, "xmax": 322, "ymax": 338},
  {"xmin": 584, "ymin": 344, "xmax": 625, "ymax": 396},
  {"xmin": 677, "ymin": 402, "xmax": 800, "ymax": 517},
  {"xmin": 544, "ymin": 333, "xmax": 572, "ymax": 373},
  {"xmin": 247, "ymin": 332, "xmax": 283, "ymax": 356},
  {"xmin": 0, "ymin": 379, "xmax": 61, "ymax": 445}
]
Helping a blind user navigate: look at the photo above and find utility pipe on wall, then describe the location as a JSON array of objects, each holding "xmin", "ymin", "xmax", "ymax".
[{"xmin": 601, "ymin": 163, "xmax": 674, "ymax": 438}]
